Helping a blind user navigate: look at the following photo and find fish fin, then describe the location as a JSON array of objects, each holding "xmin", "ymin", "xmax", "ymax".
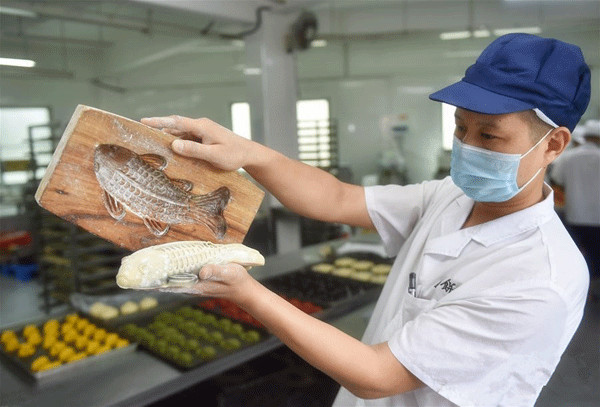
[
  {"xmin": 143, "ymin": 217, "xmax": 170, "ymax": 236},
  {"xmin": 190, "ymin": 186, "xmax": 230, "ymax": 239},
  {"xmin": 102, "ymin": 190, "xmax": 126, "ymax": 221},
  {"xmin": 171, "ymin": 178, "xmax": 194, "ymax": 192},
  {"xmin": 140, "ymin": 154, "xmax": 167, "ymax": 170}
]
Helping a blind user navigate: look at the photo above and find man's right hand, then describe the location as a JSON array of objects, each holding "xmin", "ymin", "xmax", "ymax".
[{"xmin": 141, "ymin": 115, "xmax": 254, "ymax": 172}]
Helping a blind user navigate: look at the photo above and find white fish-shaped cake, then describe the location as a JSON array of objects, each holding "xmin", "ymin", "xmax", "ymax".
[
  {"xmin": 116, "ymin": 241, "xmax": 265, "ymax": 289},
  {"xmin": 94, "ymin": 144, "xmax": 230, "ymax": 238}
]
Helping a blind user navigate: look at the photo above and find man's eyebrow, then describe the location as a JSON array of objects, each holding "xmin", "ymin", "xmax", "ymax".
[{"xmin": 454, "ymin": 112, "xmax": 500, "ymax": 128}]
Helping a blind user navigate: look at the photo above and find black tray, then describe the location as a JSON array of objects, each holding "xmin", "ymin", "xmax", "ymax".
[{"xmin": 117, "ymin": 305, "xmax": 270, "ymax": 370}]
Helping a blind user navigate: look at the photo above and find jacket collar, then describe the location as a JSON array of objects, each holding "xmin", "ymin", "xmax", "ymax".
[{"xmin": 424, "ymin": 184, "xmax": 555, "ymax": 258}]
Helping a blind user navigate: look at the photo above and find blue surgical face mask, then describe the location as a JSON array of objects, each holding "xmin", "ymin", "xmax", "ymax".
[{"xmin": 450, "ymin": 129, "xmax": 552, "ymax": 202}]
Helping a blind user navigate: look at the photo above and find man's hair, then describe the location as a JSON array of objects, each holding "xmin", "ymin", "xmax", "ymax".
[{"xmin": 519, "ymin": 110, "xmax": 554, "ymax": 141}]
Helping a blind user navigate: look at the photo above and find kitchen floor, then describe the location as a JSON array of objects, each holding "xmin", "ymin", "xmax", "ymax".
[{"xmin": 1, "ymin": 274, "xmax": 598, "ymax": 406}]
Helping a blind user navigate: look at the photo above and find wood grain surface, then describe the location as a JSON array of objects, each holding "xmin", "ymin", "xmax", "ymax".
[{"xmin": 35, "ymin": 105, "xmax": 264, "ymax": 251}]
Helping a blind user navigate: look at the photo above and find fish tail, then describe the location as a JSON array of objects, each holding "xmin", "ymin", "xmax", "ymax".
[{"xmin": 191, "ymin": 186, "xmax": 230, "ymax": 238}]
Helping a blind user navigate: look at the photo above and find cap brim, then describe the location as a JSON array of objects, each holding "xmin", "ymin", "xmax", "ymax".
[{"xmin": 429, "ymin": 80, "xmax": 534, "ymax": 114}]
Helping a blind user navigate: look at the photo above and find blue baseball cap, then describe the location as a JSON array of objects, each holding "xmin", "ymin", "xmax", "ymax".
[{"xmin": 429, "ymin": 33, "xmax": 591, "ymax": 131}]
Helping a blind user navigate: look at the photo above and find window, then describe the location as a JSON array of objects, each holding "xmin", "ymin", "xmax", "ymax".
[
  {"xmin": 442, "ymin": 103, "xmax": 456, "ymax": 151},
  {"xmin": 231, "ymin": 102, "xmax": 252, "ymax": 140},
  {"xmin": 297, "ymin": 99, "xmax": 334, "ymax": 168},
  {"xmin": 230, "ymin": 99, "xmax": 335, "ymax": 168},
  {"xmin": 0, "ymin": 107, "xmax": 51, "ymax": 185}
]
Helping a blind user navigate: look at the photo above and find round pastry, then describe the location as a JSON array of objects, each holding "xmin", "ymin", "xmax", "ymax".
[
  {"xmin": 31, "ymin": 355, "xmax": 50, "ymax": 372},
  {"xmin": 139, "ymin": 296, "xmax": 158, "ymax": 310},
  {"xmin": 75, "ymin": 318, "xmax": 90, "ymax": 332},
  {"xmin": 370, "ymin": 274, "xmax": 388, "ymax": 284},
  {"xmin": 64, "ymin": 313, "xmax": 79, "ymax": 324},
  {"xmin": 18, "ymin": 343, "xmax": 36, "ymax": 358},
  {"xmin": 67, "ymin": 352, "xmax": 87, "ymax": 363},
  {"xmin": 38, "ymin": 360, "xmax": 62, "ymax": 371},
  {"xmin": 85, "ymin": 340, "xmax": 101, "ymax": 355},
  {"xmin": 120, "ymin": 301, "xmax": 139, "ymax": 315},
  {"xmin": 3, "ymin": 337, "xmax": 20, "ymax": 353},
  {"xmin": 114, "ymin": 338, "xmax": 129, "ymax": 348},
  {"xmin": 43, "ymin": 336, "xmax": 58, "ymax": 350},
  {"xmin": 350, "ymin": 271, "xmax": 373, "ymax": 282},
  {"xmin": 104, "ymin": 333, "xmax": 119, "ymax": 348},
  {"xmin": 1, "ymin": 330, "xmax": 17, "ymax": 344},
  {"xmin": 59, "ymin": 347, "xmax": 76, "ymax": 362},
  {"xmin": 22, "ymin": 325, "xmax": 40, "ymax": 339},
  {"xmin": 352, "ymin": 260, "xmax": 374, "ymax": 271},
  {"xmin": 334, "ymin": 257, "xmax": 356, "ymax": 267},
  {"xmin": 26, "ymin": 332, "xmax": 42, "ymax": 346},
  {"xmin": 82, "ymin": 324, "xmax": 96, "ymax": 338},
  {"xmin": 371, "ymin": 264, "xmax": 392, "ymax": 275},
  {"xmin": 332, "ymin": 267, "xmax": 353, "ymax": 278},
  {"xmin": 93, "ymin": 328, "xmax": 107, "ymax": 343},
  {"xmin": 49, "ymin": 341, "xmax": 66, "ymax": 357},
  {"xmin": 75, "ymin": 336, "xmax": 89, "ymax": 351},
  {"xmin": 311, "ymin": 263, "xmax": 334, "ymax": 274},
  {"xmin": 89, "ymin": 302, "xmax": 119, "ymax": 320}
]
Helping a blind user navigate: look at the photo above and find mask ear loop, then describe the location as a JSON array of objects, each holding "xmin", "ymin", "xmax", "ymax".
[
  {"xmin": 521, "ymin": 128, "xmax": 553, "ymax": 158},
  {"xmin": 516, "ymin": 128, "xmax": 553, "ymax": 191}
]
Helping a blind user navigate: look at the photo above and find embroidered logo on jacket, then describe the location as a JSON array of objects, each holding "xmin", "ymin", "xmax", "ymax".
[{"xmin": 434, "ymin": 278, "xmax": 457, "ymax": 293}]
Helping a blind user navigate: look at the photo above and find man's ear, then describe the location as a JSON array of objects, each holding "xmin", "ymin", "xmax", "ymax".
[{"xmin": 545, "ymin": 127, "xmax": 570, "ymax": 165}]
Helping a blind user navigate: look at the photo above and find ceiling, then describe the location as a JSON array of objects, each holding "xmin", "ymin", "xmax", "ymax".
[{"xmin": 0, "ymin": 0, "xmax": 598, "ymax": 80}]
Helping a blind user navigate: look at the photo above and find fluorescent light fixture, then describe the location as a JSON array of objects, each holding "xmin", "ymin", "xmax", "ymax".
[
  {"xmin": 473, "ymin": 29, "xmax": 491, "ymax": 38},
  {"xmin": 0, "ymin": 6, "xmax": 37, "ymax": 18},
  {"xmin": 443, "ymin": 50, "xmax": 482, "ymax": 59},
  {"xmin": 0, "ymin": 57, "xmax": 36, "ymax": 68},
  {"xmin": 493, "ymin": 26, "xmax": 541, "ymax": 36},
  {"xmin": 440, "ymin": 31, "xmax": 472, "ymax": 40},
  {"xmin": 243, "ymin": 67, "xmax": 262, "ymax": 76},
  {"xmin": 311, "ymin": 39, "xmax": 328, "ymax": 48}
]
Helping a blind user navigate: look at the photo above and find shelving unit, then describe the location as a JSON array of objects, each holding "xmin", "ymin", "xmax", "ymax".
[{"xmin": 13, "ymin": 122, "xmax": 131, "ymax": 312}]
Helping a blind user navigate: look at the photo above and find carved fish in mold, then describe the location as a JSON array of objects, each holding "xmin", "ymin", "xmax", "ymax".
[{"xmin": 93, "ymin": 144, "xmax": 230, "ymax": 238}]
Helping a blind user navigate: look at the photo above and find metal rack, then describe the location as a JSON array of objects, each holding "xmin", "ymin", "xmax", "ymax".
[{"xmin": 17, "ymin": 122, "xmax": 130, "ymax": 312}]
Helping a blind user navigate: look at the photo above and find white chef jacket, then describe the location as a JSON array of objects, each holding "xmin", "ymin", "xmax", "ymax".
[
  {"xmin": 551, "ymin": 141, "xmax": 600, "ymax": 226},
  {"xmin": 333, "ymin": 177, "xmax": 589, "ymax": 407}
]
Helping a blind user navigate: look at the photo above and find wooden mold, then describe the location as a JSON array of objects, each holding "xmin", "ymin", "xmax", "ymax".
[{"xmin": 35, "ymin": 105, "xmax": 264, "ymax": 251}]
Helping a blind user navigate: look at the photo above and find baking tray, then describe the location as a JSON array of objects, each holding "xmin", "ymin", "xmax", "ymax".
[
  {"xmin": 70, "ymin": 291, "xmax": 190, "ymax": 329},
  {"xmin": 0, "ymin": 312, "xmax": 136, "ymax": 385},
  {"xmin": 117, "ymin": 305, "xmax": 270, "ymax": 371}
]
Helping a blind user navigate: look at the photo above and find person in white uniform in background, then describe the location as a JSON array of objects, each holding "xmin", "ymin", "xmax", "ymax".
[
  {"xmin": 142, "ymin": 34, "xmax": 591, "ymax": 406},
  {"xmin": 551, "ymin": 119, "xmax": 600, "ymax": 301}
]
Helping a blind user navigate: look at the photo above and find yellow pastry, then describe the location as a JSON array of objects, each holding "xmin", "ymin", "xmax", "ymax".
[
  {"xmin": 92, "ymin": 328, "xmax": 107, "ymax": 343},
  {"xmin": 38, "ymin": 360, "xmax": 62, "ymax": 371},
  {"xmin": 49, "ymin": 341, "xmax": 66, "ymax": 357},
  {"xmin": 104, "ymin": 333, "xmax": 119, "ymax": 348},
  {"xmin": 1, "ymin": 330, "xmax": 18, "ymax": 344},
  {"xmin": 64, "ymin": 313, "xmax": 79, "ymax": 324},
  {"xmin": 82, "ymin": 325, "xmax": 96, "ymax": 338},
  {"xmin": 75, "ymin": 336, "xmax": 89, "ymax": 351},
  {"xmin": 22, "ymin": 324, "xmax": 39, "ymax": 338},
  {"xmin": 67, "ymin": 352, "xmax": 87, "ymax": 363},
  {"xmin": 31, "ymin": 355, "xmax": 50, "ymax": 372},
  {"xmin": 114, "ymin": 338, "xmax": 129, "ymax": 348},
  {"xmin": 371, "ymin": 264, "xmax": 392, "ymax": 275},
  {"xmin": 85, "ymin": 340, "xmax": 100, "ymax": 355},
  {"xmin": 4, "ymin": 338, "xmax": 20, "ymax": 353},
  {"xmin": 18, "ymin": 343, "xmax": 36, "ymax": 358},
  {"xmin": 75, "ymin": 318, "xmax": 90, "ymax": 332},
  {"xmin": 58, "ymin": 347, "xmax": 76, "ymax": 362},
  {"xmin": 63, "ymin": 330, "xmax": 78, "ymax": 344},
  {"xmin": 43, "ymin": 336, "xmax": 58, "ymax": 350},
  {"xmin": 94, "ymin": 345, "xmax": 111, "ymax": 355}
]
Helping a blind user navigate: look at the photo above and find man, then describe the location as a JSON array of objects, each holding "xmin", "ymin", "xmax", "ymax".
[
  {"xmin": 142, "ymin": 34, "xmax": 590, "ymax": 406},
  {"xmin": 551, "ymin": 119, "xmax": 600, "ymax": 300}
]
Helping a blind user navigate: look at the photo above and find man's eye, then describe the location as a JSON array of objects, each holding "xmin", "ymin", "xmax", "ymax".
[{"xmin": 481, "ymin": 133, "xmax": 496, "ymax": 140}]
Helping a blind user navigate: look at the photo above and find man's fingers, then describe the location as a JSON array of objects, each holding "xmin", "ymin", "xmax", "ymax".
[
  {"xmin": 171, "ymin": 139, "xmax": 214, "ymax": 160},
  {"xmin": 141, "ymin": 115, "xmax": 203, "ymax": 133}
]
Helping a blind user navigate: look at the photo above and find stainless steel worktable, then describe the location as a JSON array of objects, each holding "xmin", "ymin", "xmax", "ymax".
[{"xmin": 0, "ymin": 238, "xmax": 379, "ymax": 407}]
